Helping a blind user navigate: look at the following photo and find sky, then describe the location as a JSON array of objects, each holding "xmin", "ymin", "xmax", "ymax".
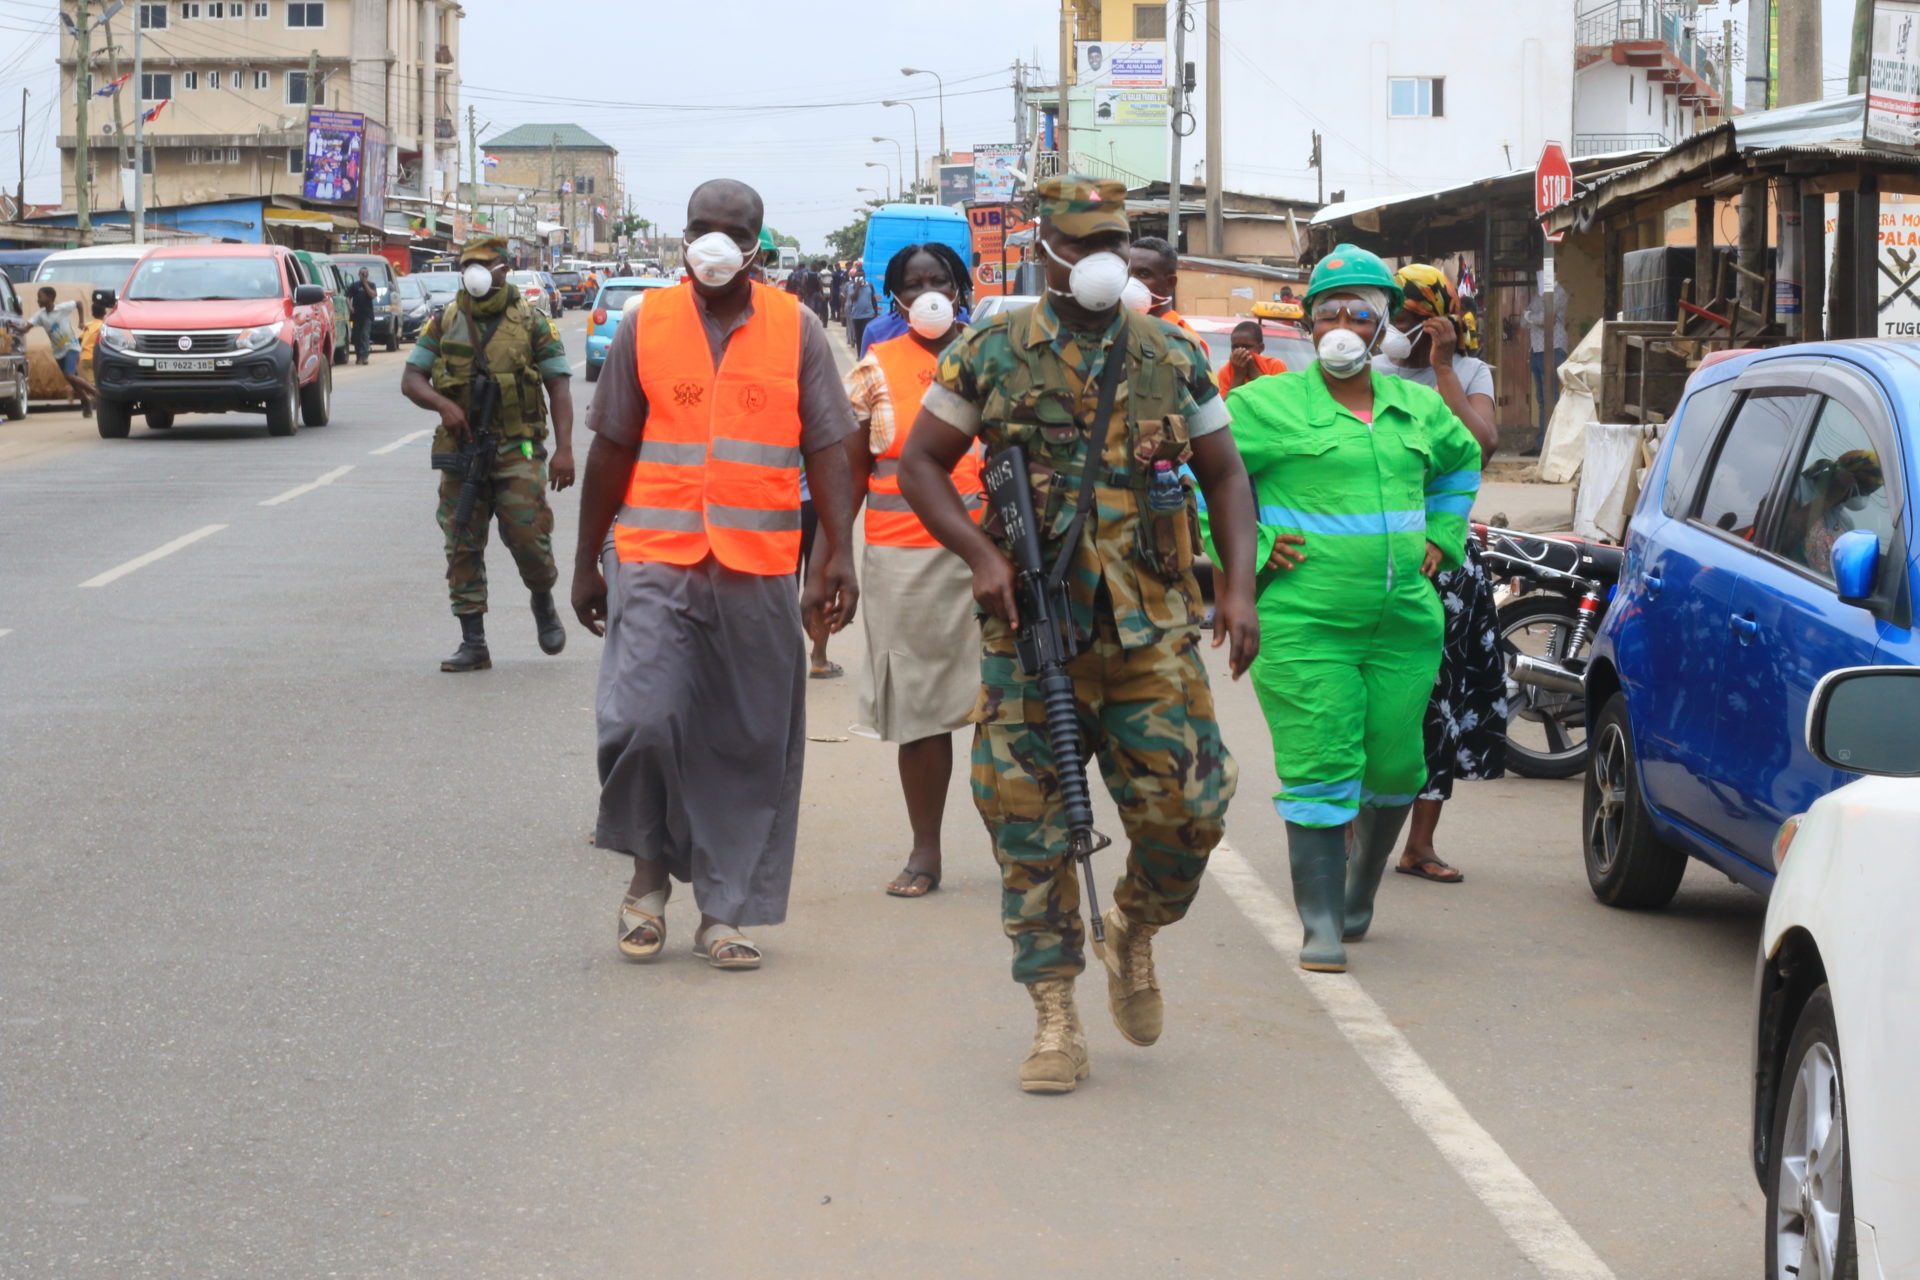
[{"xmin": 0, "ymin": 0, "xmax": 1875, "ymax": 249}]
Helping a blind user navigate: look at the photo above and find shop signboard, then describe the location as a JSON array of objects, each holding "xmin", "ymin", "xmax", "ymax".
[
  {"xmin": 1867, "ymin": 0, "xmax": 1920, "ymax": 152},
  {"xmin": 303, "ymin": 109, "xmax": 367, "ymax": 205},
  {"xmin": 973, "ymin": 144, "xmax": 1021, "ymax": 203},
  {"xmin": 1094, "ymin": 88, "xmax": 1169, "ymax": 126}
]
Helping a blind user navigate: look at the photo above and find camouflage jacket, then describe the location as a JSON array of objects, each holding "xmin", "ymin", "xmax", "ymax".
[
  {"xmin": 412, "ymin": 286, "xmax": 569, "ymax": 443},
  {"xmin": 934, "ymin": 300, "xmax": 1225, "ymax": 649}
]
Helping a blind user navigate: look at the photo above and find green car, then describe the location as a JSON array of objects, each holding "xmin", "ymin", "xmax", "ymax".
[{"xmin": 292, "ymin": 249, "xmax": 351, "ymax": 366}]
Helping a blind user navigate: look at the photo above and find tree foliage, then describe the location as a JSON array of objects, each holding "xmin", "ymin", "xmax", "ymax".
[{"xmin": 825, "ymin": 199, "xmax": 887, "ymax": 264}]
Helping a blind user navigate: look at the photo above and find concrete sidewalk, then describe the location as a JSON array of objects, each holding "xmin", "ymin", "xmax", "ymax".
[{"xmin": 1477, "ymin": 461, "xmax": 1574, "ymax": 533}]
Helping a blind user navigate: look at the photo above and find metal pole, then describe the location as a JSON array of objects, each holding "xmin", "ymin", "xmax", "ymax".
[
  {"xmin": 1775, "ymin": 0, "xmax": 1822, "ymax": 105},
  {"xmin": 132, "ymin": 5, "xmax": 143, "ymax": 243},
  {"xmin": 1745, "ymin": 0, "xmax": 1771, "ymax": 111},
  {"xmin": 75, "ymin": 0, "xmax": 93, "ymax": 245},
  {"xmin": 1850, "ymin": 0, "xmax": 1873, "ymax": 94},
  {"xmin": 17, "ymin": 88, "xmax": 27, "ymax": 215},
  {"xmin": 466, "ymin": 104, "xmax": 477, "ymax": 231},
  {"xmin": 1542, "ymin": 246, "xmax": 1558, "ymax": 447},
  {"xmin": 1168, "ymin": 0, "xmax": 1186, "ymax": 254},
  {"xmin": 1058, "ymin": 0, "xmax": 1071, "ymax": 162},
  {"xmin": 1204, "ymin": 0, "xmax": 1223, "ymax": 255},
  {"xmin": 882, "ymin": 103, "xmax": 920, "ymax": 201},
  {"xmin": 1855, "ymin": 174, "xmax": 1880, "ymax": 338},
  {"xmin": 874, "ymin": 136, "xmax": 904, "ymax": 193}
]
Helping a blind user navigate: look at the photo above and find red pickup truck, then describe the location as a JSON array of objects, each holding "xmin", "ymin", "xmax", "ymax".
[{"xmin": 92, "ymin": 243, "xmax": 336, "ymax": 438}]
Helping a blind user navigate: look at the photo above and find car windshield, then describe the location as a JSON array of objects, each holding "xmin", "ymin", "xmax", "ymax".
[
  {"xmin": 1193, "ymin": 327, "xmax": 1314, "ymax": 373},
  {"xmin": 37, "ymin": 259, "xmax": 142, "ymax": 290},
  {"xmin": 126, "ymin": 256, "xmax": 281, "ymax": 301},
  {"xmin": 419, "ymin": 275, "xmax": 461, "ymax": 300},
  {"xmin": 397, "ymin": 278, "xmax": 425, "ymax": 300}
]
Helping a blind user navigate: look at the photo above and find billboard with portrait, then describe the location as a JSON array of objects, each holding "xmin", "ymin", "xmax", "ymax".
[
  {"xmin": 1075, "ymin": 42, "xmax": 1166, "ymax": 88},
  {"xmin": 973, "ymin": 144, "xmax": 1021, "ymax": 203},
  {"xmin": 303, "ymin": 109, "xmax": 366, "ymax": 205}
]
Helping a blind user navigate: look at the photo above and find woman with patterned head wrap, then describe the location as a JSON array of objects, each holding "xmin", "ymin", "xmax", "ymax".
[{"xmin": 1373, "ymin": 262, "xmax": 1503, "ymax": 886}]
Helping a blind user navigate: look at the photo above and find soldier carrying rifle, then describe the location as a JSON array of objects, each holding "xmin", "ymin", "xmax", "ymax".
[
  {"xmin": 898, "ymin": 176, "xmax": 1261, "ymax": 1094},
  {"xmin": 402, "ymin": 235, "xmax": 576, "ymax": 672}
]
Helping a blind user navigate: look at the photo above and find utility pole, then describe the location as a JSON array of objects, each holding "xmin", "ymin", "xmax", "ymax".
[
  {"xmin": 1744, "ymin": 0, "xmax": 1770, "ymax": 112},
  {"xmin": 1168, "ymin": 0, "xmax": 1188, "ymax": 253},
  {"xmin": 131, "ymin": 1, "xmax": 144, "ymax": 242},
  {"xmin": 1850, "ymin": 0, "xmax": 1873, "ymax": 94},
  {"xmin": 466, "ymin": 105, "xmax": 478, "ymax": 234},
  {"xmin": 548, "ymin": 131, "xmax": 559, "ymax": 266},
  {"xmin": 1775, "ymin": 0, "xmax": 1821, "ymax": 106},
  {"xmin": 17, "ymin": 88, "xmax": 27, "ymax": 214},
  {"xmin": 1204, "ymin": 0, "xmax": 1223, "ymax": 255},
  {"xmin": 1012, "ymin": 60, "xmax": 1026, "ymax": 152},
  {"xmin": 1309, "ymin": 130, "xmax": 1324, "ymax": 205},
  {"xmin": 75, "ymin": 0, "xmax": 94, "ymax": 244},
  {"xmin": 103, "ymin": 28, "xmax": 125, "ymax": 214},
  {"xmin": 1722, "ymin": 19, "xmax": 1735, "ymax": 118},
  {"xmin": 1057, "ymin": 0, "xmax": 1072, "ymax": 163}
]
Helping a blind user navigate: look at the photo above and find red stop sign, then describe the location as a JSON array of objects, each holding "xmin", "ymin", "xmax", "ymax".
[{"xmin": 1536, "ymin": 141, "xmax": 1572, "ymax": 216}]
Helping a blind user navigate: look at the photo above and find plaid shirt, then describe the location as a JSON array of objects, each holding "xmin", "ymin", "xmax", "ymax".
[{"xmin": 842, "ymin": 350, "xmax": 899, "ymax": 456}]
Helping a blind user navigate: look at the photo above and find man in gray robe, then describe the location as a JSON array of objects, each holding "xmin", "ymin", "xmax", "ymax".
[{"xmin": 572, "ymin": 179, "xmax": 859, "ymax": 969}]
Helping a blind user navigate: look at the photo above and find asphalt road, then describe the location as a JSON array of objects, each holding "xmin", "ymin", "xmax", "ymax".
[{"xmin": 1, "ymin": 313, "xmax": 1769, "ymax": 1279}]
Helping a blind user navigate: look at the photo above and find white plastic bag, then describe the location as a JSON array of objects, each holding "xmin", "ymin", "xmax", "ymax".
[{"xmin": 1572, "ymin": 422, "xmax": 1641, "ymax": 542}]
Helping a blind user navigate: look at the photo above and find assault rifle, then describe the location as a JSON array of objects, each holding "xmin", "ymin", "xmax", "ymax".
[
  {"xmin": 981, "ymin": 443, "xmax": 1115, "ymax": 954},
  {"xmin": 429, "ymin": 315, "xmax": 505, "ymax": 546}
]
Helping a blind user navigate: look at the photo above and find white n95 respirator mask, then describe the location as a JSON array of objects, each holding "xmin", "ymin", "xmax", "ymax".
[
  {"xmin": 683, "ymin": 232, "xmax": 748, "ymax": 287},
  {"xmin": 907, "ymin": 291, "xmax": 955, "ymax": 339},
  {"xmin": 1317, "ymin": 327, "xmax": 1374, "ymax": 379},
  {"xmin": 462, "ymin": 264, "xmax": 494, "ymax": 297},
  {"xmin": 1040, "ymin": 238, "xmax": 1131, "ymax": 311}
]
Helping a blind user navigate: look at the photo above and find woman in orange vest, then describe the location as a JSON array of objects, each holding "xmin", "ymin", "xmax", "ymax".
[{"xmin": 837, "ymin": 241, "xmax": 982, "ymax": 899}]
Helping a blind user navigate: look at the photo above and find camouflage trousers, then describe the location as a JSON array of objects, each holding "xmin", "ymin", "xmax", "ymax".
[
  {"xmin": 970, "ymin": 613, "xmax": 1238, "ymax": 985},
  {"xmin": 436, "ymin": 443, "xmax": 558, "ymax": 616}
]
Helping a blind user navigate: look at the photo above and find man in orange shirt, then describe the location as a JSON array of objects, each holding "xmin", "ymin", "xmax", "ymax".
[
  {"xmin": 1128, "ymin": 236, "xmax": 1197, "ymax": 334},
  {"xmin": 1218, "ymin": 319, "xmax": 1286, "ymax": 394}
]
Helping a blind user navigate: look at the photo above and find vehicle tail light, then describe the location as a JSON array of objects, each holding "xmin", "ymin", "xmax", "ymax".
[
  {"xmin": 592, "ymin": 309, "xmax": 607, "ymax": 326},
  {"xmin": 1771, "ymin": 815, "xmax": 1804, "ymax": 870}
]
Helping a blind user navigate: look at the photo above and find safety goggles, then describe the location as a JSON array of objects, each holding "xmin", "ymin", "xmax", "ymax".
[{"xmin": 1311, "ymin": 300, "xmax": 1382, "ymax": 324}]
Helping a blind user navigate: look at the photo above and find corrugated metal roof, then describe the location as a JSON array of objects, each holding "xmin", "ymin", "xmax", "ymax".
[
  {"xmin": 1731, "ymin": 92, "xmax": 1864, "ymax": 149},
  {"xmin": 480, "ymin": 123, "xmax": 615, "ymax": 151}
]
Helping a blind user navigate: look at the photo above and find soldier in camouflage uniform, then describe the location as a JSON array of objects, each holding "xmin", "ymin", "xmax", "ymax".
[
  {"xmin": 401, "ymin": 236, "xmax": 576, "ymax": 672},
  {"xmin": 897, "ymin": 175, "xmax": 1261, "ymax": 1094}
]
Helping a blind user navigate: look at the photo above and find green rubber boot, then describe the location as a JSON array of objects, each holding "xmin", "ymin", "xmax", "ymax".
[
  {"xmin": 1344, "ymin": 804, "xmax": 1413, "ymax": 942},
  {"xmin": 1286, "ymin": 822, "xmax": 1349, "ymax": 973}
]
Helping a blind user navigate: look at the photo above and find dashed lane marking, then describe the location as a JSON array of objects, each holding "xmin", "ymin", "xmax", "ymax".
[
  {"xmin": 259, "ymin": 465, "xmax": 355, "ymax": 507},
  {"xmin": 370, "ymin": 429, "xmax": 433, "ymax": 455},
  {"xmin": 1208, "ymin": 840, "xmax": 1618, "ymax": 1280},
  {"xmin": 77, "ymin": 524, "xmax": 229, "ymax": 589}
]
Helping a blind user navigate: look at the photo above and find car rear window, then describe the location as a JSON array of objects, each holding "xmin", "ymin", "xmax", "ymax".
[
  {"xmin": 127, "ymin": 256, "xmax": 281, "ymax": 301},
  {"xmin": 596, "ymin": 287, "xmax": 647, "ymax": 313},
  {"xmin": 554, "ymin": 272, "xmax": 582, "ymax": 285}
]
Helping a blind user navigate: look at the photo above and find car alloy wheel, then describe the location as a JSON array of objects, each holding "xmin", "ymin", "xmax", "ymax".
[
  {"xmin": 1770, "ymin": 995, "xmax": 1852, "ymax": 1280},
  {"xmin": 1586, "ymin": 721, "xmax": 1629, "ymax": 878}
]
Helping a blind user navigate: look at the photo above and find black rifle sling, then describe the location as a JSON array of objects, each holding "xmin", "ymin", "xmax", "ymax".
[{"xmin": 1045, "ymin": 326, "xmax": 1129, "ymax": 590}]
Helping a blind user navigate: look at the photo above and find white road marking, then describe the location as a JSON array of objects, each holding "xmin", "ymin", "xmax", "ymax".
[
  {"xmin": 370, "ymin": 429, "xmax": 433, "ymax": 455},
  {"xmin": 259, "ymin": 465, "xmax": 355, "ymax": 507},
  {"xmin": 1208, "ymin": 841, "xmax": 1617, "ymax": 1280},
  {"xmin": 77, "ymin": 524, "xmax": 229, "ymax": 588}
]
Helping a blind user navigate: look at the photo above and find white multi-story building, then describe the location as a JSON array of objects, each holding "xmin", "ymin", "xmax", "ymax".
[
  {"xmin": 57, "ymin": 0, "xmax": 463, "ymax": 213},
  {"xmin": 1216, "ymin": 0, "xmax": 1723, "ymax": 204}
]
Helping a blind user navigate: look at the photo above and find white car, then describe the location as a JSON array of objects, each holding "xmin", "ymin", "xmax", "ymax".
[
  {"xmin": 506, "ymin": 270, "xmax": 555, "ymax": 319},
  {"xmin": 1755, "ymin": 666, "xmax": 1920, "ymax": 1280}
]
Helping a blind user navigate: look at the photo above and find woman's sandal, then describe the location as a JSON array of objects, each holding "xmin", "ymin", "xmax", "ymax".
[
  {"xmin": 1395, "ymin": 854, "xmax": 1464, "ymax": 884},
  {"xmin": 617, "ymin": 889, "xmax": 669, "ymax": 960},
  {"xmin": 885, "ymin": 865, "xmax": 942, "ymax": 898},
  {"xmin": 693, "ymin": 925, "xmax": 762, "ymax": 970}
]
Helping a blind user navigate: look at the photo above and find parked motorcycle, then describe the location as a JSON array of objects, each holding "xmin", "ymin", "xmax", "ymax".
[{"xmin": 1477, "ymin": 524, "xmax": 1625, "ymax": 779}]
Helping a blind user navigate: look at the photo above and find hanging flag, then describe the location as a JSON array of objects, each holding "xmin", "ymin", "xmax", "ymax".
[
  {"xmin": 141, "ymin": 99, "xmax": 168, "ymax": 124},
  {"xmin": 482, "ymin": 153, "xmax": 499, "ymax": 168},
  {"xmin": 94, "ymin": 73, "xmax": 131, "ymax": 98},
  {"xmin": 560, "ymin": 178, "xmax": 572, "ymax": 194},
  {"xmin": 1457, "ymin": 260, "xmax": 1477, "ymax": 300},
  {"xmin": 594, "ymin": 203, "xmax": 607, "ymax": 219}
]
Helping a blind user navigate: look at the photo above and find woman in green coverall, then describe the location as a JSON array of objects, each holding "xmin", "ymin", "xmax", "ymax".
[{"xmin": 1222, "ymin": 244, "xmax": 1482, "ymax": 973}]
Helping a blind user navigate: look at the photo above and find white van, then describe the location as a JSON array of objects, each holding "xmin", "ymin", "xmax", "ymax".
[{"xmin": 33, "ymin": 244, "xmax": 155, "ymax": 295}]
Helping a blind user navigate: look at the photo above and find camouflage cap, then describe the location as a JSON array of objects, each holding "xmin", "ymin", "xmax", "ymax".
[
  {"xmin": 1037, "ymin": 174, "xmax": 1130, "ymax": 237},
  {"xmin": 457, "ymin": 234, "xmax": 508, "ymax": 265}
]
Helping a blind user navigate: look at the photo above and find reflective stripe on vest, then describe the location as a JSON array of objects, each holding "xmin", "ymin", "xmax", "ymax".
[
  {"xmin": 614, "ymin": 282, "xmax": 804, "ymax": 575},
  {"xmin": 865, "ymin": 334, "xmax": 983, "ymax": 548}
]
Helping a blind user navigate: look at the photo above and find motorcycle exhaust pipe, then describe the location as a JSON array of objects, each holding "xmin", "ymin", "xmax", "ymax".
[{"xmin": 1509, "ymin": 655, "xmax": 1585, "ymax": 695}]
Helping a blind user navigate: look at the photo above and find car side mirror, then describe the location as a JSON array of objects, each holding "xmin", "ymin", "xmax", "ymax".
[
  {"xmin": 1807, "ymin": 666, "xmax": 1920, "ymax": 775},
  {"xmin": 293, "ymin": 283, "xmax": 327, "ymax": 307},
  {"xmin": 1832, "ymin": 529, "xmax": 1881, "ymax": 606}
]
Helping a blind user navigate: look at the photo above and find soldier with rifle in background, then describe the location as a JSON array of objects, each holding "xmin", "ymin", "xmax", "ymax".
[
  {"xmin": 898, "ymin": 176, "xmax": 1260, "ymax": 1094},
  {"xmin": 402, "ymin": 235, "xmax": 576, "ymax": 672}
]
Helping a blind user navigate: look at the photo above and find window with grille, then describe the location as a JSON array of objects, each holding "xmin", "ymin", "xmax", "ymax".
[
  {"xmin": 138, "ymin": 3, "xmax": 167, "ymax": 28},
  {"xmin": 254, "ymin": 70, "xmax": 269, "ymax": 90},
  {"xmin": 253, "ymin": 0, "xmax": 268, "ymax": 13},
  {"xmin": 182, "ymin": 70, "xmax": 198, "ymax": 90},
  {"xmin": 1133, "ymin": 4, "xmax": 1166, "ymax": 38},
  {"xmin": 208, "ymin": 2, "xmax": 222, "ymax": 16},
  {"xmin": 208, "ymin": 70, "xmax": 221, "ymax": 89},
  {"xmin": 227, "ymin": 148, "xmax": 241, "ymax": 163},
  {"xmin": 286, "ymin": 70, "xmax": 307, "ymax": 104},
  {"xmin": 286, "ymin": 2, "xmax": 323, "ymax": 27},
  {"xmin": 140, "ymin": 72, "xmax": 173, "ymax": 100},
  {"xmin": 179, "ymin": 2, "xmax": 200, "ymax": 17},
  {"xmin": 1387, "ymin": 76, "xmax": 1444, "ymax": 118}
]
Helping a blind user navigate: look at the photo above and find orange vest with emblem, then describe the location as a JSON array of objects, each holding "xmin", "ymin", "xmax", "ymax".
[
  {"xmin": 614, "ymin": 282, "xmax": 804, "ymax": 575},
  {"xmin": 864, "ymin": 334, "xmax": 984, "ymax": 548}
]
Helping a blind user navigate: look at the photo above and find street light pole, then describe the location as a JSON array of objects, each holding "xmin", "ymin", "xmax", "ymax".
[
  {"xmin": 865, "ymin": 160, "xmax": 893, "ymax": 202},
  {"xmin": 901, "ymin": 66, "xmax": 946, "ymax": 162},
  {"xmin": 872, "ymin": 136, "xmax": 904, "ymax": 198},
  {"xmin": 880, "ymin": 100, "xmax": 920, "ymax": 202}
]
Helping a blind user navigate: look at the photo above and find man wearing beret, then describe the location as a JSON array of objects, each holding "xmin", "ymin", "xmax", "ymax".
[
  {"xmin": 897, "ymin": 175, "xmax": 1261, "ymax": 1093},
  {"xmin": 402, "ymin": 235, "xmax": 575, "ymax": 671}
]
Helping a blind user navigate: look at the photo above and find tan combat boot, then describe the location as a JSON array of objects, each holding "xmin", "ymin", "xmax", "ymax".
[
  {"xmin": 1019, "ymin": 979, "xmax": 1090, "ymax": 1094},
  {"xmin": 1101, "ymin": 907, "xmax": 1163, "ymax": 1046}
]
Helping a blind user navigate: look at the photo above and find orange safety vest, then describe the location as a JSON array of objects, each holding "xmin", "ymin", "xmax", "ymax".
[
  {"xmin": 614, "ymin": 282, "xmax": 805, "ymax": 575},
  {"xmin": 1157, "ymin": 308, "xmax": 1199, "ymax": 335},
  {"xmin": 864, "ymin": 334, "xmax": 984, "ymax": 548}
]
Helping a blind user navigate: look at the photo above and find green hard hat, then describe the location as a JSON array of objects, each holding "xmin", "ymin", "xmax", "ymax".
[
  {"xmin": 759, "ymin": 226, "xmax": 777, "ymax": 254},
  {"xmin": 1306, "ymin": 243, "xmax": 1404, "ymax": 313}
]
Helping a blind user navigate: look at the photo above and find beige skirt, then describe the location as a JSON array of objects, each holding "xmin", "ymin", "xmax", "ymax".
[{"xmin": 854, "ymin": 543, "xmax": 981, "ymax": 744}]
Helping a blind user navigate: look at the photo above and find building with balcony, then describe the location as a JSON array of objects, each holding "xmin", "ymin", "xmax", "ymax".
[
  {"xmin": 1573, "ymin": 0, "xmax": 1728, "ymax": 157},
  {"xmin": 55, "ymin": 0, "xmax": 463, "ymax": 220}
]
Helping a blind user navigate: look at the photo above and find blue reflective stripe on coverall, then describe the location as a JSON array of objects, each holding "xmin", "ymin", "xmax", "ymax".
[{"xmin": 1221, "ymin": 366, "xmax": 1482, "ymax": 828}]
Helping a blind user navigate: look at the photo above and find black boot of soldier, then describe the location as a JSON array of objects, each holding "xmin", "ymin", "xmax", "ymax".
[
  {"xmin": 441, "ymin": 613, "xmax": 491, "ymax": 672},
  {"xmin": 531, "ymin": 590, "xmax": 566, "ymax": 655}
]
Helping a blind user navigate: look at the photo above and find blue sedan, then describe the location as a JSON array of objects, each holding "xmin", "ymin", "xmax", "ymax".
[
  {"xmin": 584, "ymin": 277, "xmax": 675, "ymax": 382},
  {"xmin": 1583, "ymin": 340, "xmax": 1918, "ymax": 907}
]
